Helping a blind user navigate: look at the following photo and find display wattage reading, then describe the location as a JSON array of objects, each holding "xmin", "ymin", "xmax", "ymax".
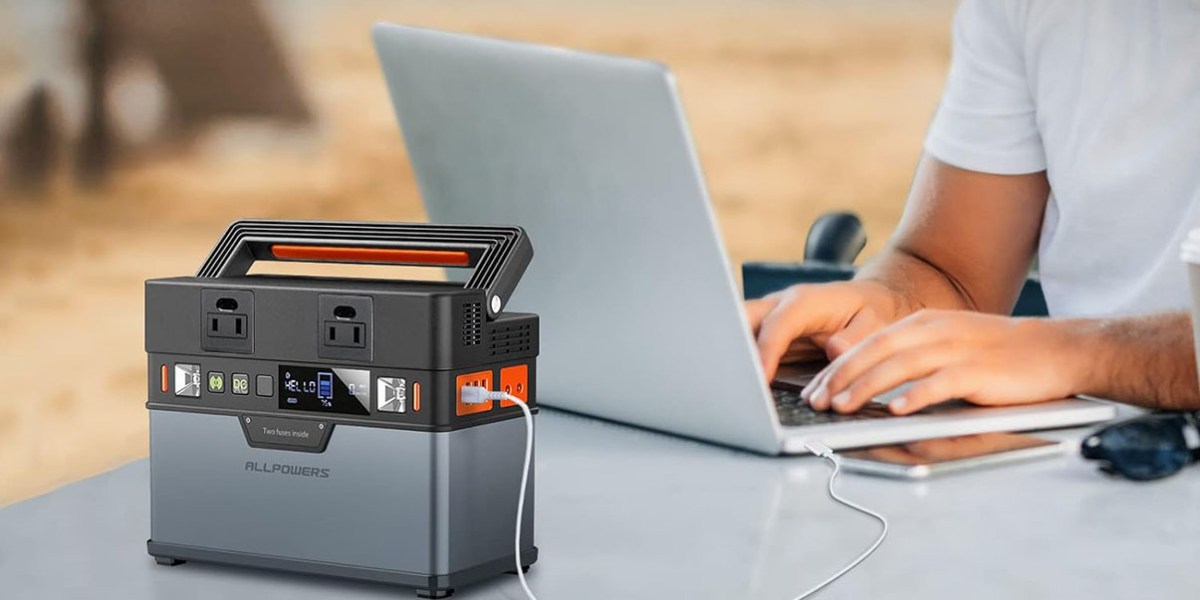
[{"xmin": 279, "ymin": 365, "xmax": 370, "ymax": 415}]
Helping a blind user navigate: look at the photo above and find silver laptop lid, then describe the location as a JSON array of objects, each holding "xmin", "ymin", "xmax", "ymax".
[{"xmin": 374, "ymin": 24, "xmax": 783, "ymax": 453}]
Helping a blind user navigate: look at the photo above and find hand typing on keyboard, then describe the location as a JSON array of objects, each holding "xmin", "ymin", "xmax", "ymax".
[
  {"xmin": 744, "ymin": 280, "xmax": 897, "ymax": 382},
  {"xmin": 799, "ymin": 310, "xmax": 1085, "ymax": 416},
  {"xmin": 749, "ymin": 284, "xmax": 1089, "ymax": 416}
]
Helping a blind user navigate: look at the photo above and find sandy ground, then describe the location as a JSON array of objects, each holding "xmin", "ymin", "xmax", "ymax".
[{"xmin": 0, "ymin": 0, "xmax": 954, "ymax": 506}]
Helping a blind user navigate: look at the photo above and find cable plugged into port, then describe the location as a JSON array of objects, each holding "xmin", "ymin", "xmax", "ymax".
[
  {"xmin": 460, "ymin": 385, "xmax": 538, "ymax": 600},
  {"xmin": 460, "ymin": 386, "xmax": 508, "ymax": 405},
  {"xmin": 456, "ymin": 371, "xmax": 495, "ymax": 415},
  {"xmin": 804, "ymin": 440, "xmax": 834, "ymax": 458}
]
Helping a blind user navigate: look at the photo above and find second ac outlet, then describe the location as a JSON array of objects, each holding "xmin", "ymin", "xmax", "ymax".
[{"xmin": 318, "ymin": 294, "xmax": 373, "ymax": 362}]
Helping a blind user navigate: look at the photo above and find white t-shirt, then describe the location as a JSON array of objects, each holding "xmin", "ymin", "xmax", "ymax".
[{"xmin": 924, "ymin": 0, "xmax": 1200, "ymax": 318}]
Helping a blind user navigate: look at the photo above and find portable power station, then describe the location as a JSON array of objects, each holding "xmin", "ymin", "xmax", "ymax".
[{"xmin": 144, "ymin": 220, "xmax": 538, "ymax": 598}]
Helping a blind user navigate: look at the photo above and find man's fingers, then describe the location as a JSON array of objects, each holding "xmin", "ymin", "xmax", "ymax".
[
  {"xmin": 803, "ymin": 365, "xmax": 835, "ymax": 410},
  {"xmin": 756, "ymin": 321, "xmax": 797, "ymax": 383},
  {"xmin": 823, "ymin": 308, "xmax": 887, "ymax": 359},
  {"xmin": 744, "ymin": 295, "xmax": 782, "ymax": 334},
  {"xmin": 813, "ymin": 313, "xmax": 947, "ymax": 408},
  {"xmin": 829, "ymin": 348, "xmax": 959, "ymax": 414},
  {"xmin": 802, "ymin": 310, "xmax": 889, "ymax": 410},
  {"xmin": 890, "ymin": 367, "xmax": 974, "ymax": 415},
  {"xmin": 755, "ymin": 289, "xmax": 851, "ymax": 381}
]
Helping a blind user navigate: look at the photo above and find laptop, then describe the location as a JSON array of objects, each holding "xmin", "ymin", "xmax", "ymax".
[{"xmin": 372, "ymin": 24, "xmax": 1116, "ymax": 455}]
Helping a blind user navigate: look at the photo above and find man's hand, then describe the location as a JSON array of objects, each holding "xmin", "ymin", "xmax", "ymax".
[
  {"xmin": 802, "ymin": 310, "xmax": 1088, "ymax": 414},
  {"xmin": 745, "ymin": 280, "xmax": 904, "ymax": 381}
]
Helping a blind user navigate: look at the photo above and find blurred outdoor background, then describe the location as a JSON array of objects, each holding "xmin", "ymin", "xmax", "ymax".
[{"xmin": 0, "ymin": 0, "xmax": 955, "ymax": 505}]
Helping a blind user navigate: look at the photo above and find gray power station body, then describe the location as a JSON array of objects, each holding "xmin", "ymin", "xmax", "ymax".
[{"xmin": 144, "ymin": 221, "xmax": 539, "ymax": 598}]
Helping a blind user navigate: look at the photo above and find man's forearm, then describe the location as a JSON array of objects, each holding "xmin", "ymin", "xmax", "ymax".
[
  {"xmin": 1062, "ymin": 312, "xmax": 1200, "ymax": 409},
  {"xmin": 852, "ymin": 156, "xmax": 1048, "ymax": 318}
]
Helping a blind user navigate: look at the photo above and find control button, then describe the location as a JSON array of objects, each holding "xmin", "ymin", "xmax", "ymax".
[
  {"xmin": 377, "ymin": 377, "xmax": 407, "ymax": 413},
  {"xmin": 255, "ymin": 374, "xmax": 273, "ymax": 397},
  {"xmin": 174, "ymin": 364, "xmax": 201, "ymax": 397},
  {"xmin": 231, "ymin": 373, "xmax": 250, "ymax": 395},
  {"xmin": 207, "ymin": 371, "xmax": 225, "ymax": 394}
]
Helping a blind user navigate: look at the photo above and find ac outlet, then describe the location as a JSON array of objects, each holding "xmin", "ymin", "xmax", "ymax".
[
  {"xmin": 324, "ymin": 320, "xmax": 366, "ymax": 348},
  {"xmin": 201, "ymin": 289, "xmax": 254, "ymax": 354},
  {"xmin": 456, "ymin": 370, "xmax": 494, "ymax": 416},
  {"xmin": 318, "ymin": 294, "xmax": 372, "ymax": 362},
  {"xmin": 208, "ymin": 313, "xmax": 247, "ymax": 339}
]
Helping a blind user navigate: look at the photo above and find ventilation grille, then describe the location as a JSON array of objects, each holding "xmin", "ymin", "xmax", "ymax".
[
  {"xmin": 489, "ymin": 323, "xmax": 533, "ymax": 357},
  {"xmin": 462, "ymin": 302, "xmax": 483, "ymax": 346}
]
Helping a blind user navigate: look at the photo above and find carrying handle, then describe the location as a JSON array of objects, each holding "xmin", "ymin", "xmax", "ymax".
[{"xmin": 197, "ymin": 220, "xmax": 533, "ymax": 318}]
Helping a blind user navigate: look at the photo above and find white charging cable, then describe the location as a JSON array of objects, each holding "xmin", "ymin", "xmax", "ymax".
[
  {"xmin": 461, "ymin": 387, "xmax": 888, "ymax": 600},
  {"xmin": 793, "ymin": 441, "xmax": 889, "ymax": 600},
  {"xmin": 461, "ymin": 386, "xmax": 539, "ymax": 600}
]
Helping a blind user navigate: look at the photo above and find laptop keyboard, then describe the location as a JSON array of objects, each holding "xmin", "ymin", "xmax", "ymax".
[{"xmin": 772, "ymin": 388, "xmax": 896, "ymax": 427}]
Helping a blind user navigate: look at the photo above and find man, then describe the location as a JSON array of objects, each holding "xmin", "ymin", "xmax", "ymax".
[{"xmin": 746, "ymin": 0, "xmax": 1200, "ymax": 415}]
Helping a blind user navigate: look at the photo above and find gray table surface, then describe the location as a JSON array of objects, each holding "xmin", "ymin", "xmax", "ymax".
[{"xmin": 3, "ymin": 409, "xmax": 1198, "ymax": 599}]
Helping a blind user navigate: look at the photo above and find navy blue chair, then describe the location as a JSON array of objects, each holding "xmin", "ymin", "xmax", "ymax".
[{"xmin": 741, "ymin": 212, "xmax": 1049, "ymax": 318}]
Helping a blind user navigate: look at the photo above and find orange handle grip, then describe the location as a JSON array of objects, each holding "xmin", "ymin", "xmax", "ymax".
[{"xmin": 270, "ymin": 244, "xmax": 472, "ymax": 267}]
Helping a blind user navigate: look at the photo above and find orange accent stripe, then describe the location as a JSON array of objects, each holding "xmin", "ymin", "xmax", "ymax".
[
  {"xmin": 271, "ymin": 245, "xmax": 471, "ymax": 267},
  {"xmin": 413, "ymin": 382, "xmax": 421, "ymax": 413},
  {"xmin": 160, "ymin": 364, "xmax": 169, "ymax": 393}
]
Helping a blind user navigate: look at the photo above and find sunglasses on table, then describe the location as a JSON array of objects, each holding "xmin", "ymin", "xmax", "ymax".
[{"xmin": 1081, "ymin": 411, "xmax": 1200, "ymax": 481}]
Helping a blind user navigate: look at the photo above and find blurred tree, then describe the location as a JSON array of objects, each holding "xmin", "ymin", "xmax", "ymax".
[
  {"xmin": 76, "ymin": 0, "xmax": 116, "ymax": 185},
  {"xmin": 3, "ymin": 0, "xmax": 312, "ymax": 194},
  {"xmin": 111, "ymin": 0, "xmax": 312, "ymax": 128},
  {"xmin": 3, "ymin": 84, "xmax": 64, "ymax": 194}
]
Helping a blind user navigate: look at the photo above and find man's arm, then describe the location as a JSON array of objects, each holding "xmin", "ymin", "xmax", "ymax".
[
  {"xmin": 797, "ymin": 158, "xmax": 1200, "ymax": 412},
  {"xmin": 747, "ymin": 154, "xmax": 1049, "ymax": 380},
  {"xmin": 1074, "ymin": 313, "xmax": 1200, "ymax": 410},
  {"xmin": 857, "ymin": 154, "xmax": 1049, "ymax": 316},
  {"xmin": 804, "ymin": 309, "xmax": 1200, "ymax": 414},
  {"xmin": 747, "ymin": 0, "xmax": 1050, "ymax": 378},
  {"xmin": 757, "ymin": 155, "xmax": 1200, "ymax": 412}
]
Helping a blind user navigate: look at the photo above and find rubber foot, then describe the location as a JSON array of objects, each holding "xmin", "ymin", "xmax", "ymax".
[
  {"xmin": 154, "ymin": 556, "xmax": 186, "ymax": 567},
  {"xmin": 416, "ymin": 589, "xmax": 453, "ymax": 599}
]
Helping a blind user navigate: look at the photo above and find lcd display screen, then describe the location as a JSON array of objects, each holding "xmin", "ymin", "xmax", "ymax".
[{"xmin": 278, "ymin": 365, "xmax": 370, "ymax": 415}]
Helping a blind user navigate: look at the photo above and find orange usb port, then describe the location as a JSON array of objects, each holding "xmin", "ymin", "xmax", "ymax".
[{"xmin": 455, "ymin": 370, "xmax": 494, "ymax": 416}]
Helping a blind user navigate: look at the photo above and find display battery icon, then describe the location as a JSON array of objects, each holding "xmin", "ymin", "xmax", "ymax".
[{"xmin": 318, "ymin": 372, "xmax": 333, "ymax": 400}]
